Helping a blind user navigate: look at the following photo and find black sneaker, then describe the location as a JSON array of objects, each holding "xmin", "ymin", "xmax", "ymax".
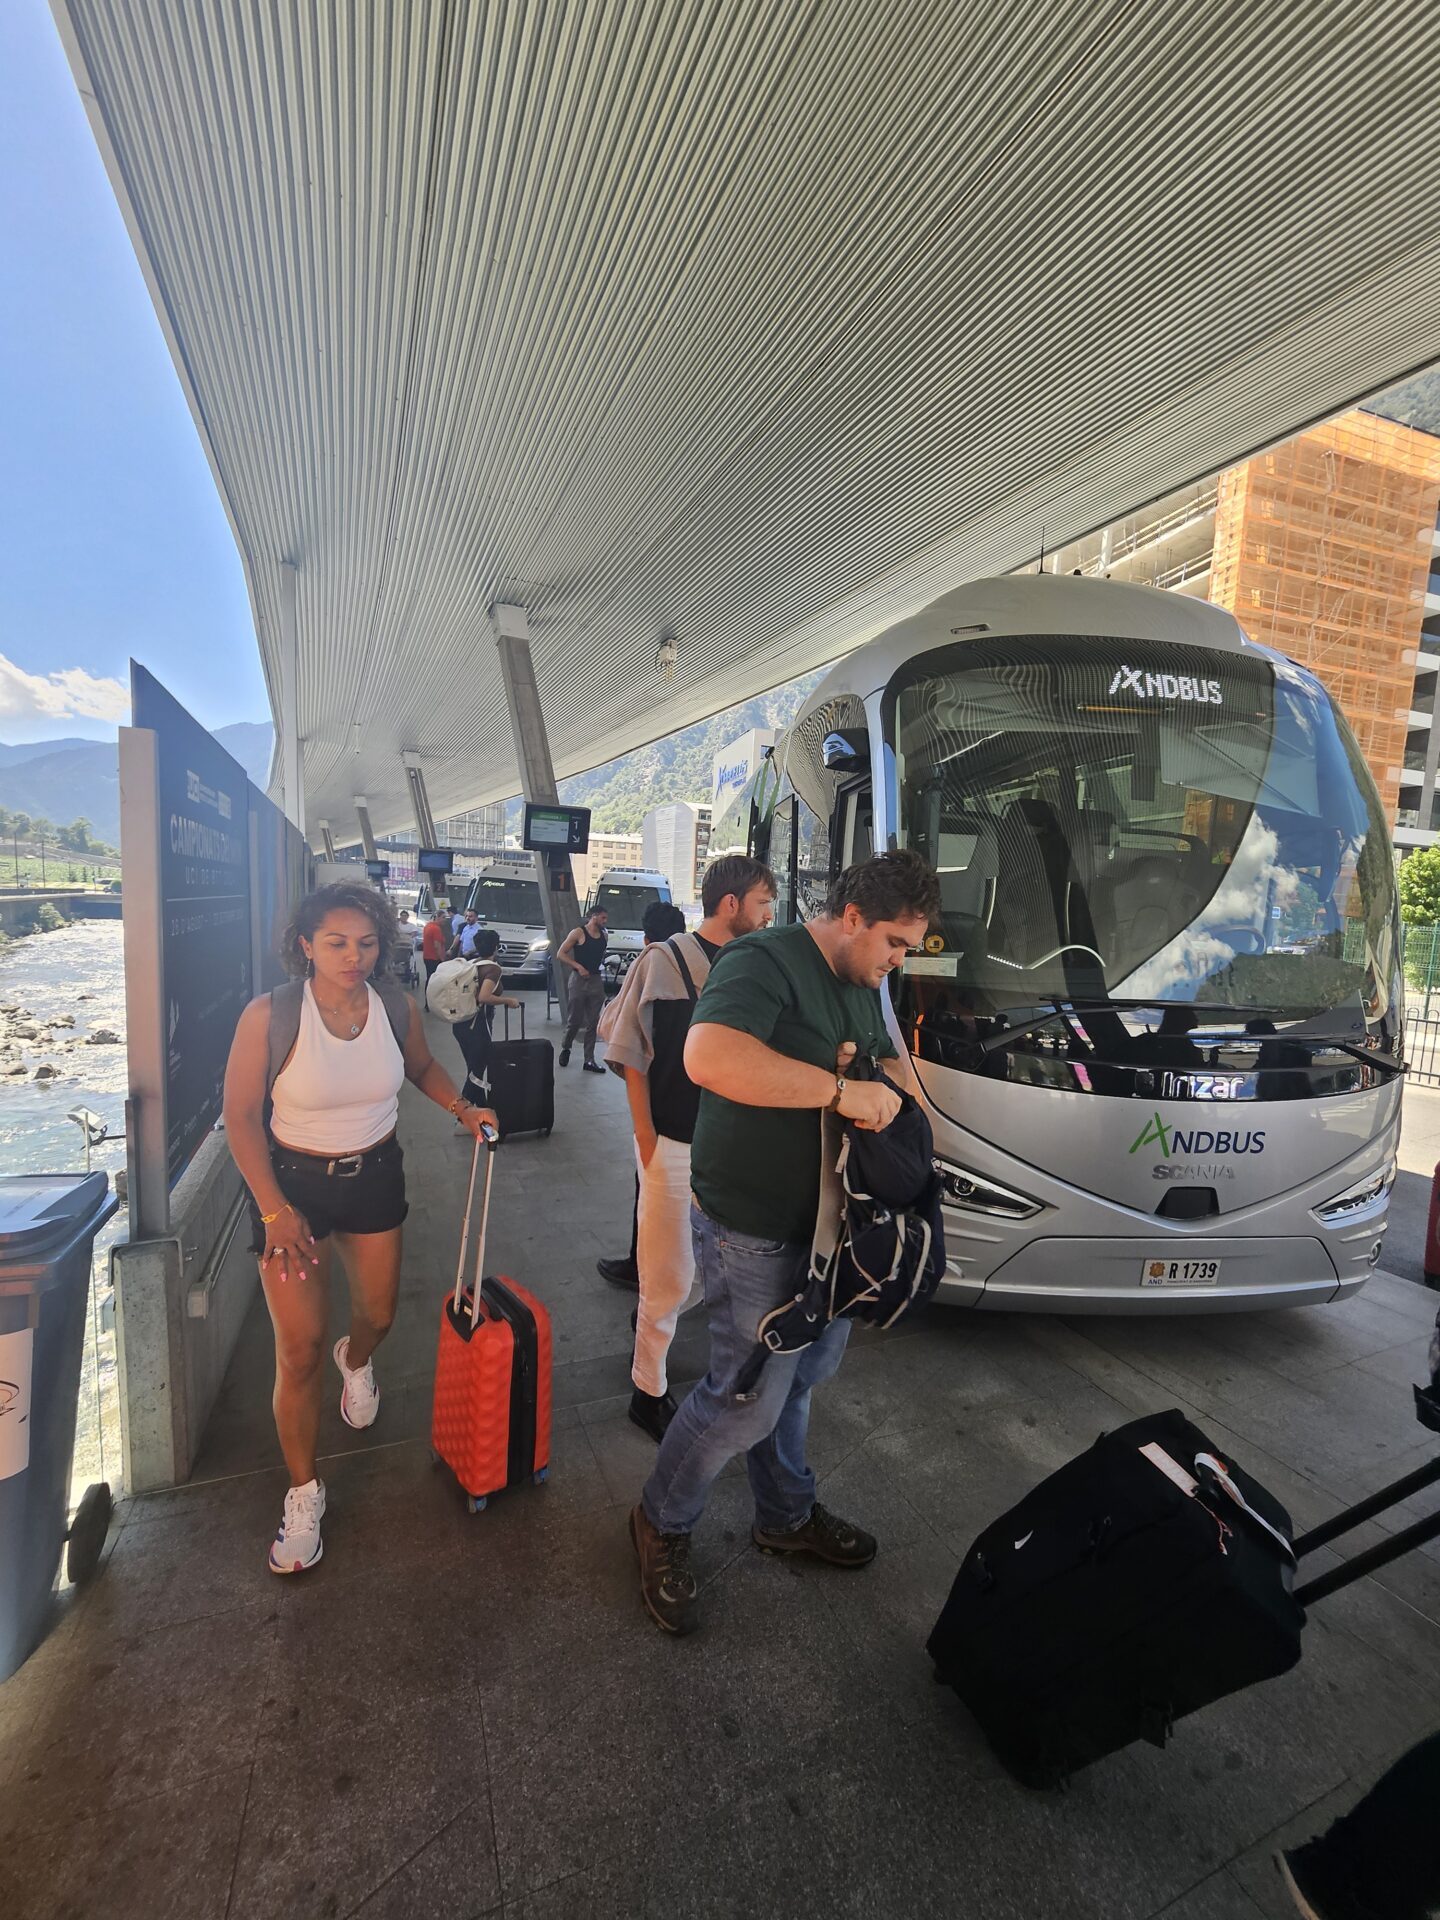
[
  {"xmin": 628, "ymin": 1387, "xmax": 678, "ymax": 1443},
  {"xmin": 629, "ymin": 1504, "xmax": 698, "ymax": 1635},
  {"xmin": 558, "ymin": 1047, "xmax": 571, "ymax": 1067},
  {"xmin": 1275, "ymin": 1845, "xmax": 1375, "ymax": 1920},
  {"xmin": 583, "ymin": 1061, "xmax": 606, "ymax": 1074},
  {"xmin": 597, "ymin": 1257, "xmax": 639, "ymax": 1289},
  {"xmin": 752, "ymin": 1502, "xmax": 877, "ymax": 1568}
]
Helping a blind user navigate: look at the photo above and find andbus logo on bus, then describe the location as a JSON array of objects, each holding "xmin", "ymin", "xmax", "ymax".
[
  {"xmin": 1108, "ymin": 666, "xmax": 1223, "ymax": 704},
  {"xmin": 1129, "ymin": 1112, "xmax": 1266, "ymax": 1166}
]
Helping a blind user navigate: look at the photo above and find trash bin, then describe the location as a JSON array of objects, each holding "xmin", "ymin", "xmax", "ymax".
[{"xmin": 0, "ymin": 1171, "xmax": 119, "ymax": 1681}]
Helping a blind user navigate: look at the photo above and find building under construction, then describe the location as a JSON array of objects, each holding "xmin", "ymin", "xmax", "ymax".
[{"xmin": 1047, "ymin": 391, "xmax": 1440, "ymax": 851}]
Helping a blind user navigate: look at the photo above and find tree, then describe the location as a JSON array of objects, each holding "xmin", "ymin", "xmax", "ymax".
[
  {"xmin": 11, "ymin": 813, "xmax": 31, "ymax": 844},
  {"xmin": 1398, "ymin": 846, "xmax": 1440, "ymax": 926},
  {"xmin": 56, "ymin": 817, "xmax": 93, "ymax": 854}
]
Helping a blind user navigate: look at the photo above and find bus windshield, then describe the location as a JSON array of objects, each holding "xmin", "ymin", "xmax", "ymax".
[
  {"xmin": 592, "ymin": 883, "xmax": 664, "ymax": 931},
  {"xmin": 887, "ymin": 634, "xmax": 1397, "ymax": 1025},
  {"xmin": 468, "ymin": 875, "xmax": 545, "ymax": 926}
]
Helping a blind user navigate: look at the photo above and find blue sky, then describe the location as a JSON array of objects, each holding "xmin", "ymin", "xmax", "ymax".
[{"xmin": 0, "ymin": 2, "xmax": 268, "ymax": 744}]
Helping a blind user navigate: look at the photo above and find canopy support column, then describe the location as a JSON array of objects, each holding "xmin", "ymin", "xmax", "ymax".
[
  {"xmin": 491, "ymin": 602, "xmax": 581, "ymax": 1023},
  {"xmin": 317, "ymin": 820, "xmax": 338, "ymax": 862},
  {"xmin": 402, "ymin": 753, "xmax": 438, "ymax": 848},
  {"xmin": 352, "ymin": 796, "xmax": 379, "ymax": 863},
  {"xmin": 277, "ymin": 561, "xmax": 305, "ymax": 831}
]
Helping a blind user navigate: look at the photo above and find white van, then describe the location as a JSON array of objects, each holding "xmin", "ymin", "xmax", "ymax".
[
  {"xmin": 462, "ymin": 865, "xmax": 551, "ymax": 982},
  {"xmin": 586, "ymin": 867, "xmax": 672, "ymax": 982}
]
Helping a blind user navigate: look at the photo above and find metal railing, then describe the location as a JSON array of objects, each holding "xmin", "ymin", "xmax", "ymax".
[{"xmin": 1404, "ymin": 922, "xmax": 1440, "ymax": 1086}]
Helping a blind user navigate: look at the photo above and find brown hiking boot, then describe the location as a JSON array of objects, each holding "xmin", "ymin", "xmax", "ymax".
[
  {"xmin": 629, "ymin": 1504, "xmax": 699, "ymax": 1635},
  {"xmin": 752, "ymin": 1502, "xmax": 877, "ymax": 1568}
]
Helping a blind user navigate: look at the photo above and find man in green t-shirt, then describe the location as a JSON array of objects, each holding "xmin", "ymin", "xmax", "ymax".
[{"xmin": 630, "ymin": 848, "xmax": 940, "ymax": 1635}]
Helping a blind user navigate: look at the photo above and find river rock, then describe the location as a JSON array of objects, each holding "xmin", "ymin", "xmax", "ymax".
[
  {"xmin": 1, "ymin": 1061, "xmax": 25, "ymax": 1077},
  {"xmin": 85, "ymin": 1029, "xmax": 122, "ymax": 1046},
  {"xmin": 33, "ymin": 1064, "xmax": 59, "ymax": 1080},
  {"xmin": 48, "ymin": 1014, "xmax": 76, "ymax": 1029},
  {"xmin": 11, "ymin": 1023, "xmax": 38, "ymax": 1040}
]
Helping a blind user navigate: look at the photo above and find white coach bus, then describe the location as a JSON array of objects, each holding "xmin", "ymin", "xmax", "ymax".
[{"xmin": 719, "ymin": 573, "xmax": 1402, "ymax": 1314}]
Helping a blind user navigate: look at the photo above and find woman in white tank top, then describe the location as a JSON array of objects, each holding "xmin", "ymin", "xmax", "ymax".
[{"xmin": 223, "ymin": 883, "xmax": 499, "ymax": 1574}]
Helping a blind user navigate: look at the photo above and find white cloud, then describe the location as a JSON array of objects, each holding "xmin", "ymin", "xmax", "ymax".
[{"xmin": 0, "ymin": 653, "xmax": 128, "ymax": 724}]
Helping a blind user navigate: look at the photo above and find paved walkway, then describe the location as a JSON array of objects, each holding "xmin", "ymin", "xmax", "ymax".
[{"xmin": 3, "ymin": 999, "xmax": 1440, "ymax": 1919}]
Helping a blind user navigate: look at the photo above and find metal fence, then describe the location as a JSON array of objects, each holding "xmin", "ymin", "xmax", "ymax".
[{"xmin": 1404, "ymin": 923, "xmax": 1440, "ymax": 1086}]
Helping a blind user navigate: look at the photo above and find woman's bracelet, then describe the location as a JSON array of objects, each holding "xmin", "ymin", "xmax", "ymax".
[
  {"xmin": 447, "ymin": 1095, "xmax": 471, "ymax": 1117},
  {"xmin": 259, "ymin": 1202, "xmax": 293, "ymax": 1227}
]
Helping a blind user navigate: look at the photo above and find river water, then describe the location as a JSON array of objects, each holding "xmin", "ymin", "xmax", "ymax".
[{"xmin": 0, "ymin": 920, "xmax": 129, "ymax": 1500}]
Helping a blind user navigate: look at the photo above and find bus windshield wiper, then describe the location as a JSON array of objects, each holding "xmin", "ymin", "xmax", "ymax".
[{"xmin": 976, "ymin": 1002, "xmax": 1404, "ymax": 1074}]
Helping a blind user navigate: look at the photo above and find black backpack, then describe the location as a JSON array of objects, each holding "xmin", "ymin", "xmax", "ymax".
[{"xmin": 733, "ymin": 1059, "xmax": 946, "ymax": 1396}]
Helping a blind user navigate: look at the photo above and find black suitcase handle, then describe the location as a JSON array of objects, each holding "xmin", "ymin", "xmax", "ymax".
[
  {"xmin": 501, "ymin": 999, "xmax": 525, "ymax": 1041},
  {"xmin": 1292, "ymin": 1442, "xmax": 1440, "ymax": 1607}
]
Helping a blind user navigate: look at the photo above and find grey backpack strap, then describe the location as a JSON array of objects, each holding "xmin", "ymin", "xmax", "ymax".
[
  {"xmin": 372, "ymin": 973, "xmax": 413, "ymax": 1052},
  {"xmin": 266, "ymin": 979, "xmax": 305, "ymax": 1097}
]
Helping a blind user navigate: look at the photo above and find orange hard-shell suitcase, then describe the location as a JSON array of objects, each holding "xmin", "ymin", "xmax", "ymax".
[{"xmin": 431, "ymin": 1131, "xmax": 552, "ymax": 1511}]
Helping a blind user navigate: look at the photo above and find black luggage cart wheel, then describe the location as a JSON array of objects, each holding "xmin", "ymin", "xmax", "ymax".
[{"xmin": 66, "ymin": 1482, "xmax": 112, "ymax": 1585}]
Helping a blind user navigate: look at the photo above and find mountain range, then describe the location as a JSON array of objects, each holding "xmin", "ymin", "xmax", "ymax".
[
  {"xmin": 0, "ymin": 674, "xmax": 818, "ymax": 850},
  {"xmin": 0, "ymin": 721, "xmax": 273, "ymax": 846}
]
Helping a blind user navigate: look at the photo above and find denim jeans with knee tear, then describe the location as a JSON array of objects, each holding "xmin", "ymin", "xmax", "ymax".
[{"xmin": 641, "ymin": 1202, "xmax": 850, "ymax": 1537}]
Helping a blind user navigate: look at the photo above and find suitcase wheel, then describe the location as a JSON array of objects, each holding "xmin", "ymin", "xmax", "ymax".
[
  {"xmin": 467, "ymin": 1494, "xmax": 488, "ymax": 1514},
  {"xmin": 533, "ymin": 1467, "xmax": 549, "ymax": 1485}
]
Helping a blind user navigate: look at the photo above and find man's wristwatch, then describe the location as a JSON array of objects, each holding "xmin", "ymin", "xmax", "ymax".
[{"xmin": 828, "ymin": 1076, "xmax": 847, "ymax": 1113}]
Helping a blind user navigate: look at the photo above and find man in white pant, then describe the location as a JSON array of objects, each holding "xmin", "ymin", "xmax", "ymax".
[{"xmin": 600, "ymin": 855, "xmax": 777, "ymax": 1440}]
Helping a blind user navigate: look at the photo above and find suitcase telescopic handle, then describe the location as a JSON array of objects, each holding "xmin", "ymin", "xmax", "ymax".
[
  {"xmin": 452, "ymin": 1128, "xmax": 501, "ymax": 1318},
  {"xmin": 469, "ymin": 1135, "xmax": 498, "ymax": 1328},
  {"xmin": 503, "ymin": 999, "xmax": 525, "ymax": 1041}
]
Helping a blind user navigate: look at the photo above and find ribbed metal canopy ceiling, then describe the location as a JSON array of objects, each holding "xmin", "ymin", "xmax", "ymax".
[{"xmin": 53, "ymin": 0, "xmax": 1440, "ymax": 840}]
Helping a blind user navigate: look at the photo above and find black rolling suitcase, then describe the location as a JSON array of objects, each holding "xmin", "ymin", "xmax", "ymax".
[
  {"xmin": 928, "ymin": 1401, "xmax": 1440, "ymax": 1788},
  {"xmin": 485, "ymin": 1002, "xmax": 554, "ymax": 1139}
]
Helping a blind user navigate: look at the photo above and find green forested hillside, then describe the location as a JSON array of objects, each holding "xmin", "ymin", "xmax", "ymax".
[{"xmin": 507, "ymin": 672, "xmax": 820, "ymax": 833}]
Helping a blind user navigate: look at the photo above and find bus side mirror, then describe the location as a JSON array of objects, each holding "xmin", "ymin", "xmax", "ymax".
[{"xmin": 822, "ymin": 728, "xmax": 869, "ymax": 772}]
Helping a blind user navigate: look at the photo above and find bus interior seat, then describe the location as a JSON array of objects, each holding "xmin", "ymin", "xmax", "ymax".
[
  {"xmin": 991, "ymin": 799, "xmax": 1072, "ymax": 965},
  {"xmin": 934, "ymin": 815, "xmax": 999, "ymax": 950}
]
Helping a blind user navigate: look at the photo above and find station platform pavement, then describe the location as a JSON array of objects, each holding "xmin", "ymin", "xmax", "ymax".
[{"xmin": 3, "ymin": 996, "xmax": 1440, "ymax": 1920}]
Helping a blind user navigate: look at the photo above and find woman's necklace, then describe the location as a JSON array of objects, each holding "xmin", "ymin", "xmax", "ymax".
[{"xmin": 314, "ymin": 987, "xmax": 367, "ymax": 1036}]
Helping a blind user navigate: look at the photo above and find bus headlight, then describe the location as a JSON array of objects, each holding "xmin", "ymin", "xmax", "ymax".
[
  {"xmin": 1314, "ymin": 1159, "xmax": 1396, "ymax": 1222},
  {"xmin": 933, "ymin": 1158, "xmax": 1043, "ymax": 1220}
]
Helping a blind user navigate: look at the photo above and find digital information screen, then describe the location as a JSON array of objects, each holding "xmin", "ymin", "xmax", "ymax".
[
  {"xmin": 417, "ymin": 847, "xmax": 455, "ymax": 874},
  {"xmin": 522, "ymin": 803, "xmax": 591, "ymax": 854},
  {"xmin": 365, "ymin": 860, "xmax": 391, "ymax": 880}
]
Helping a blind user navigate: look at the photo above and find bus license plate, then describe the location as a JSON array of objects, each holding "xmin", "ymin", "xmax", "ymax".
[{"xmin": 1141, "ymin": 1258, "xmax": 1221, "ymax": 1286}]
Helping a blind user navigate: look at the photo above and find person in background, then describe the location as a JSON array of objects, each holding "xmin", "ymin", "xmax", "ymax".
[
  {"xmin": 556, "ymin": 904, "xmax": 609, "ymax": 1073},
  {"xmin": 448, "ymin": 908, "xmax": 481, "ymax": 959},
  {"xmin": 601, "ymin": 858, "xmax": 776, "ymax": 1440},
  {"xmin": 597, "ymin": 902, "xmax": 687, "ymax": 1291},
  {"xmin": 454, "ymin": 926, "xmax": 521, "ymax": 1104},
  {"xmin": 1278, "ymin": 1732, "xmax": 1440, "ymax": 1918},
  {"xmin": 223, "ymin": 883, "xmax": 497, "ymax": 1575},
  {"xmin": 630, "ymin": 849, "xmax": 939, "ymax": 1636},
  {"xmin": 421, "ymin": 906, "xmax": 448, "ymax": 984}
]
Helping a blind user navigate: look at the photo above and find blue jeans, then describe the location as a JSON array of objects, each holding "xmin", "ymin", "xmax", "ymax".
[{"xmin": 641, "ymin": 1203, "xmax": 851, "ymax": 1536}]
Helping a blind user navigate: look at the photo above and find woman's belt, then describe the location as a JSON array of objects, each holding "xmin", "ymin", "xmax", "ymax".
[{"xmin": 270, "ymin": 1132, "xmax": 398, "ymax": 1178}]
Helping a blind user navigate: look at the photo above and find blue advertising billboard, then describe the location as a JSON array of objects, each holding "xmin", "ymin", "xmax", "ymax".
[{"xmin": 131, "ymin": 665, "xmax": 253, "ymax": 1184}]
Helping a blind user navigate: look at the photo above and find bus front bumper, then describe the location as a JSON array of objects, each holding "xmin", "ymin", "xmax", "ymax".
[{"xmin": 936, "ymin": 1231, "xmax": 1370, "ymax": 1315}]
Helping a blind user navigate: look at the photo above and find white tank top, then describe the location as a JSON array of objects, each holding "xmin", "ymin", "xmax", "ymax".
[{"xmin": 270, "ymin": 981, "xmax": 406, "ymax": 1154}]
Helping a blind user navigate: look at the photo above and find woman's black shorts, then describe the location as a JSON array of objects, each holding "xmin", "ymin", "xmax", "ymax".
[{"xmin": 248, "ymin": 1134, "xmax": 409, "ymax": 1252}]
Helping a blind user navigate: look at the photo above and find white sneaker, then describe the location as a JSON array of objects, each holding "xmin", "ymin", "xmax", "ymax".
[
  {"xmin": 269, "ymin": 1479, "xmax": 326, "ymax": 1573},
  {"xmin": 334, "ymin": 1335, "xmax": 380, "ymax": 1429}
]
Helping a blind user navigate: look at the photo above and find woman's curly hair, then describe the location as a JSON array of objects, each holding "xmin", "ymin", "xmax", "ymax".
[{"xmin": 280, "ymin": 882, "xmax": 398, "ymax": 979}]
